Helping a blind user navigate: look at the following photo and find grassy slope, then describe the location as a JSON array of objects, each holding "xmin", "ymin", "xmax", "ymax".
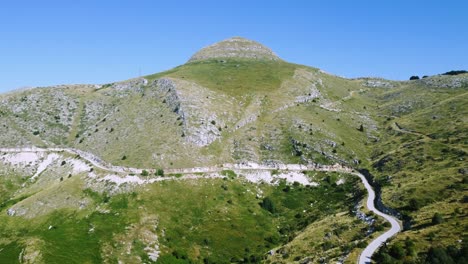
[
  {"xmin": 0, "ymin": 59, "xmax": 372, "ymax": 168},
  {"xmin": 0, "ymin": 172, "xmax": 362, "ymax": 263},
  {"xmin": 361, "ymin": 78, "xmax": 468, "ymax": 262},
  {"xmin": 147, "ymin": 59, "xmax": 298, "ymax": 98},
  {"xmin": 0, "ymin": 61, "xmax": 466, "ymax": 262}
]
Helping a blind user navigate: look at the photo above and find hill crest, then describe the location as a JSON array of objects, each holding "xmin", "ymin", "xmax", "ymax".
[{"xmin": 188, "ymin": 36, "xmax": 280, "ymax": 62}]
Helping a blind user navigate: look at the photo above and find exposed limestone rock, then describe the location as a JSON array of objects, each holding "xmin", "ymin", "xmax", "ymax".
[
  {"xmin": 19, "ymin": 238, "xmax": 44, "ymax": 264},
  {"xmin": 155, "ymin": 78, "xmax": 236, "ymax": 146},
  {"xmin": 101, "ymin": 215, "xmax": 160, "ymax": 263},
  {"xmin": 418, "ymin": 74, "xmax": 468, "ymax": 88},
  {"xmin": 155, "ymin": 78, "xmax": 182, "ymax": 114},
  {"xmin": 272, "ymin": 68, "xmax": 323, "ymax": 113},
  {"xmin": 7, "ymin": 208, "xmax": 15, "ymax": 216},
  {"xmin": 0, "ymin": 87, "xmax": 80, "ymax": 145},
  {"xmin": 284, "ymin": 68, "xmax": 323, "ymax": 104},
  {"xmin": 189, "ymin": 37, "xmax": 280, "ymax": 62},
  {"xmin": 362, "ymin": 79, "xmax": 395, "ymax": 88},
  {"xmin": 104, "ymin": 78, "xmax": 147, "ymax": 96}
]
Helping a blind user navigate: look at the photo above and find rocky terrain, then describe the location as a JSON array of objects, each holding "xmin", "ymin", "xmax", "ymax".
[
  {"xmin": 0, "ymin": 37, "xmax": 466, "ymax": 263},
  {"xmin": 189, "ymin": 37, "xmax": 280, "ymax": 62}
]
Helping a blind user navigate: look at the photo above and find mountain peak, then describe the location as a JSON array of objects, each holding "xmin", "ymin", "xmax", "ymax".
[{"xmin": 188, "ymin": 37, "xmax": 281, "ymax": 62}]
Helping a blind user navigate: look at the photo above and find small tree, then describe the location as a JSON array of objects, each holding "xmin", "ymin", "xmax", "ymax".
[
  {"xmin": 260, "ymin": 197, "xmax": 276, "ymax": 213},
  {"xmin": 425, "ymin": 247, "xmax": 453, "ymax": 263},
  {"xmin": 408, "ymin": 198, "xmax": 421, "ymax": 211},
  {"xmin": 389, "ymin": 243, "xmax": 406, "ymax": 260},
  {"xmin": 141, "ymin": 170, "xmax": 149, "ymax": 177},
  {"xmin": 155, "ymin": 169, "xmax": 164, "ymax": 176},
  {"xmin": 432, "ymin": 213, "xmax": 444, "ymax": 225}
]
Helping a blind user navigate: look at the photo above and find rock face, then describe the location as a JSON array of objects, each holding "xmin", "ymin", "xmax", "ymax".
[
  {"xmin": 188, "ymin": 37, "xmax": 281, "ymax": 62},
  {"xmin": 155, "ymin": 78, "xmax": 233, "ymax": 146}
]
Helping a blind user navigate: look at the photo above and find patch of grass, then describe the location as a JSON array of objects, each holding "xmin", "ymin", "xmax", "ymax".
[
  {"xmin": 0, "ymin": 242, "xmax": 21, "ymax": 263},
  {"xmin": 0, "ymin": 195, "xmax": 31, "ymax": 212},
  {"xmin": 221, "ymin": 170, "xmax": 236, "ymax": 178},
  {"xmin": 148, "ymin": 59, "xmax": 298, "ymax": 98},
  {"xmin": 167, "ymin": 173, "xmax": 183, "ymax": 178},
  {"xmin": 0, "ymin": 190, "xmax": 139, "ymax": 263},
  {"xmin": 137, "ymin": 176, "xmax": 359, "ymax": 263}
]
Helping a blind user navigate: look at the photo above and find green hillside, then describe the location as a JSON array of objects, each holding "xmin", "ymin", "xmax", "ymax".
[{"xmin": 0, "ymin": 37, "xmax": 466, "ymax": 263}]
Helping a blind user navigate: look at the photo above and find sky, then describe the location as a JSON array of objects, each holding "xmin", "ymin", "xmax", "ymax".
[{"xmin": 1, "ymin": 0, "xmax": 467, "ymax": 92}]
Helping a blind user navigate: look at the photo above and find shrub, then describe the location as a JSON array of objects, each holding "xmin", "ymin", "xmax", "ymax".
[
  {"xmin": 141, "ymin": 170, "xmax": 149, "ymax": 177},
  {"xmin": 389, "ymin": 244, "xmax": 406, "ymax": 260},
  {"xmin": 322, "ymin": 241, "xmax": 334, "ymax": 250},
  {"xmin": 357, "ymin": 240, "xmax": 368, "ymax": 248},
  {"xmin": 408, "ymin": 198, "xmax": 421, "ymax": 211},
  {"xmin": 221, "ymin": 170, "xmax": 236, "ymax": 178},
  {"xmin": 260, "ymin": 197, "xmax": 276, "ymax": 213},
  {"xmin": 442, "ymin": 70, "xmax": 468, "ymax": 76},
  {"xmin": 409, "ymin": 76, "xmax": 420, "ymax": 80},
  {"xmin": 374, "ymin": 224, "xmax": 385, "ymax": 231},
  {"xmin": 155, "ymin": 169, "xmax": 164, "ymax": 176},
  {"xmin": 121, "ymin": 155, "xmax": 127, "ymax": 160},
  {"xmin": 432, "ymin": 212, "xmax": 444, "ymax": 225},
  {"xmin": 426, "ymin": 247, "xmax": 454, "ymax": 264}
]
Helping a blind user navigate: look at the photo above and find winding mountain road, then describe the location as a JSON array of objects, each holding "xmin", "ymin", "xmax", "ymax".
[
  {"xmin": 353, "ymin": 171, "xmax": 401, "ymax": 264},
  {"xmin": 0, "ymin": 147, "xmax": 401, "ymax": 263}
]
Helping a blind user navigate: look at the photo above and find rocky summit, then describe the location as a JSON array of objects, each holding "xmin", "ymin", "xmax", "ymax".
[
  {"xmin": 188, "ymin": 36, "xmax": 280, "ymax": 62},
  {"xmin": 0, "ymin": 37, "xmax": 467, "ymax": 264}
]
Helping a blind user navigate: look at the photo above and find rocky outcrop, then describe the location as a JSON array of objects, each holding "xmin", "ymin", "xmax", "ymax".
[
  {"xmin": 19, "ymin": 238, "xmax": 44, "ymax": 264},
  {"xmin": 188, "ymin": 37, "xmax": 280, "ymax": 62},
  {"xmin": 418, "ymin": 74, "xmax": 468, "ymax": 89},
  {"xmin": 362, "ymin": 79, "xmax": 395, "ymax": 88},
  {"xmin": 155, "ymin": 78, "xmax": 232, "ymax": 146},
  {"xmin": 155, "ymin": 78, "xmax": 183, "ymax": 115},
  {"xmin": 104, "ymin": 78, "xmax": 147, "ymax": 96}
]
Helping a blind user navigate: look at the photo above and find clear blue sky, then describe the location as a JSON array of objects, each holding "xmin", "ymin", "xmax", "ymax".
[{"xmin": 1, "ymin": 0, "xmax": 467, "ymax": 92}]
